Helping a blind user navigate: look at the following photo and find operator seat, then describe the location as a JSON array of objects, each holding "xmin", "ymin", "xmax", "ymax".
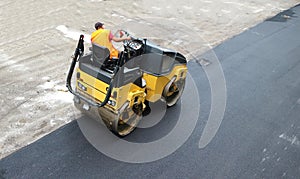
[{"xmin": 91, "ymin": 43, "xmax": 111, "ymax": 68}]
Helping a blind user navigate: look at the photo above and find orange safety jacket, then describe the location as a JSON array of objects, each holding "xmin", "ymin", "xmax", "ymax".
[{"xmin": 91, "ymin": 29, "xmax": 119, "ymax": 58}]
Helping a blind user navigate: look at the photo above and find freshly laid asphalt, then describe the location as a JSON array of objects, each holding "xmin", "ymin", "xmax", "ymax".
[{"xmin": 1, "ymin": 4, "xmax": 300, "ymax": 179}]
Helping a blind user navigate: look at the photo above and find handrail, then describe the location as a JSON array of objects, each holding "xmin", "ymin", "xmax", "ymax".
[{"xmin": 66, "ymin": 34, "xmax": 116, "ymax": 108}]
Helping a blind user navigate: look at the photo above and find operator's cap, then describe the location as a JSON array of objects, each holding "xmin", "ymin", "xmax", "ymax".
[{"xmin": 95, "ymin": 22, "xmax": 104, "ymax": 29}]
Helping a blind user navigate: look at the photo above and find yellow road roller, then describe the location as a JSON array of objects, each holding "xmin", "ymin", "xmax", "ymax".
[{"xmin": 67, "ymin": 32, "xmax": 187, "ymax": 136}]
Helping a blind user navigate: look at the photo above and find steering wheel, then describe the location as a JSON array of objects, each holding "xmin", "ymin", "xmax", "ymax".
[
  {"xmin": 127, "ymin": 40, "xmax": 143, "ymax": 50},
  {"xmin": 119, "ymin": 30, "xmax": 142, "ymax": 49}
]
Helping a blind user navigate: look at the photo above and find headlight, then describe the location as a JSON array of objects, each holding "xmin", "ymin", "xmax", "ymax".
[
  {"xmin": 108, "ymin": 100, "xmax": 116, "ymax": 106},
  {"xmin": 78, "ymin": 82, "xmax": 87, "ymax": 91}
]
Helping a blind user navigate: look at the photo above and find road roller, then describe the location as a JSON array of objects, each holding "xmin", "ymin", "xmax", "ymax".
[{"xmin": 66, "ymin": 31, "xmax": 187, "ymax": 136}]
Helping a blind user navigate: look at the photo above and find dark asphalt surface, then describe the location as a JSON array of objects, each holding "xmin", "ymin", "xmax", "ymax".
[{"xmin": 1, "ymin": 4, "xmax": 300, "ymax": 179}]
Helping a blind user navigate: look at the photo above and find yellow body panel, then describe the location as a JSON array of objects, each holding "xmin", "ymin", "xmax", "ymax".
[
  {"xmin": 78, "ymin": 70, "xmax": 109, "ymax": 94},
  {"xmin": 76, "ymin": 68, "xmax": 146, "ymax": 111},
  {"xmin": 76, "ymin": 69, "xmax": 107, "ymax": 98},
  {"xmin": 76, "ymin": 63, "xmax": 187, "ymax": 111},
  {"xmin": 143, "ymin": 64, "xmax": 187, "ymax": 102}
]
